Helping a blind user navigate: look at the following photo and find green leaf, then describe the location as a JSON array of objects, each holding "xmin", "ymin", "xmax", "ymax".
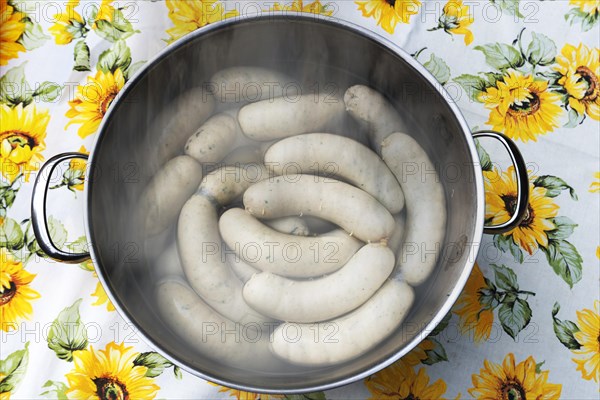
[
  {"xmin": 565, "ymin": 7, "xmax": 599, "ymax": 32},
  {"xmin": 97, "ymin": 40, "xmax": 132, "ymax": 75},
  {"xmin": 173, "ymin": 366, "xmax": 183, "ymax": 380},
  {"xmin": 525, "ymin": 32, "xmax": 556, "ymax": 66},
  {"xmin": 547, "ymin": 216, "xmax": 578, "ymax": 240},
  {"xmin": 551, "ymin": 302, "xmax": 581, "ymax": 350},
  {"xmin": 67, "ymin": 236, "xmax": 94, "ymax": 271},
  {"xmin": 482, "ymin": 72, "xmax": 505, "ymax": 87},
  {"xmin": 543, "ymin": 239, "xmax": 583, "ymax": 288},
  {"xmin": 535, "ymin": 361, "xmax": 545, "ymax": 374},
  {"xmin": 0, "ymin": 179, "xmax": 20, "ymax": 212},
  {"xmin": 498, "ymin": 298, "xmax": 532, "ymax": 340},
  {"xmin": 533, "ymin": 175, "xmax": 578, "ymax": 200},
  {"xmin": 478, "ymin": 288, "xmax": 499, "ymax": 310},
  {"xmin": 73, "ymin": 40, "xmax": 91, "ymax": 72},
  {"xmin": 0, "ymin": 217, "xmax": 24, "ymax": 250},
  {"xmin": 0, "ymin": 62, "xmax": 33, "ymax": 107},
  {"xmin": 46, "ymin": 216, "xmax": 68, "ymax": 251},
  {"xmin": 0, "ymin": 342, "xmax": 29, "ymax": 394},
  {"xmin": 39, "ymin": 380, "xmax": 69, "ymax": 400},
  {"xmin": 564, "ymin": 107, "xmax": 585, "ymax": 128},
  {"xmin": 429, "ymin": 311, "xmax": 452, "ymax": 336},
  {"xmin": 475, "ymin": 43, "xmax": 525, "ymax": 70},
  {"xmin": 133, "ymin": 352, "xmax": 175, "ymax": 378},
  {"xmin": 453, "ymin": 74, "xmax": 490, "ymax": 102},
  {"xmin": 32, "ymin": 82, "xmax": 62, "ymax": 102},
  {"xmin": 580, "ymin": 12, "xmax": 599, "ymax": 32},
  {"xmin": 475, "ymin": 139, "xmax": 493, "ymax": 171},
  {"xmin": 491, "ymin": 264, "xmax": 519, "ymax": 292},
  {"xmin": 47, "ymin": 299, "xmax": 88, "ymax": 361},
  {"xmin": 421, "ymin": 338, "xmax": 448, "ymax": 365},
  {"xmin": 285, "ymin": 393, "xmax": 326, "ymax": 400},
  {"xmin": 491, "ymin": 0, "xmax": 523, "ymax": 18},
  {"xmin": 93, "ymin": 8, "xmax": 136, "ymax": 43},
  {"xmin": 18, "ymin": 18, "xmax": 49, "ymax": 51},
  {"xmin": 124, "ymin": 60, "xmax": 146, "ymax": 80},
  {"xmin": 493, "ymin": 234, "xmax": 524, "ymax": 264},
  {"xmin": 423, "ymin": 53, "xmax": 451, "ymax": 85}
]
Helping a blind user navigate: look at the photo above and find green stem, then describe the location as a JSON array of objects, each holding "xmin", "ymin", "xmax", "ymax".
[
  {"xmin": 516, "ymin": 27, "xmax": 527, "ymax": 60},
  {"xmin": 518, "ymin": 290, "xmax": 536, "ymax": 296},
  {"xmin": 411, "ymin": 47, "xmax": 428, "ymax": 60}
]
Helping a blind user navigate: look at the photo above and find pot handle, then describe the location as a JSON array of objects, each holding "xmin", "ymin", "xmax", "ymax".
[
  {"xmin": 31, "ymin": 152, "xmax": 91, "ymax": 263},
  {"xmin": 472, "ymin": 130, "xmax": 529, "ymax": 235}
]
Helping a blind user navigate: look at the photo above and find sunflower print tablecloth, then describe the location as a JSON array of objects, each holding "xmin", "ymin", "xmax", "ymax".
[{"xmin": 1, "ymin": 0, "xmax": 599, "ymax": 399}]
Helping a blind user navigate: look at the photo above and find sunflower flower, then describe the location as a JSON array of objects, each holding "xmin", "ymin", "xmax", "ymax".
[
  {"xmin": 65, "ymin": 68, "xmax": 125, "ymax": 138},
  {"xmin": 590, "ymin": 172, "xmax": 600, "ymax": 193},
  {"xmin": 212, "ymin": 384, "xmax": 283, "ymax": 400},
  {"xmin": 91, "ymin": 276, "xmax": 115, "ymax": 312},
  {"xmin": 452, "ymin": 263, "xmax": 494, "ymax": 342},
  {"xmin": 484, "ymin": 167, "xmax": 559, "ymax": 255},
  {"xmin": 569, "ymin": 0, "xmax": 600, "ymax": 14},
  {"xmin": 0, "ymin": 103, "xmax": 49, "ymax": 183},
  {"xmin": 431, "ymin": 0, "xmax": 474, "ymax": 45},
  {"xmin": 469, "ymin": 353, "xmax": 562, "ymax": 399},
  {"xmin": 478, "ymin": 69, "xmax": 564, "ymax": 142},
  {"xmin": 0, "ymin": 248, "xmax": 40, "ymax": 331},
  {"xmin": 165, "ymin": 0, "xmax": 239, "ymax": 43},
  {"xmin": 571, "ymin": 300, "xmax": 600, "ymax": 382},
  {"xmin": 0, "ymin": 0, "xmax": 26, "ymax": 66},
  {"xmin": 555, "ymin": 43, "xmax": 600, "ymax": 121},
  {"xmin": 91, "ymin": 0, "xmax": 116, "ymax": 29},
  {"xmin": 355, "ymin": 0, "xmax": 421, "ymax": 34},
  {"xmin": 65, "ymin": 342, "xmax": 159, "ymax": 399},
  {"xmin": 48, "ymin": 1, "xmax": 88, "ymax": 44},
  {"xmin": 366, "ymin": 365, "xmax": 448, "ymax": 399}
]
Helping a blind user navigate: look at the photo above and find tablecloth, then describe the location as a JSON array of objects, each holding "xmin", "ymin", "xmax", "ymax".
[{"xmin": 1, "ymin": 0, "xmax": 599, "ymax": 398}]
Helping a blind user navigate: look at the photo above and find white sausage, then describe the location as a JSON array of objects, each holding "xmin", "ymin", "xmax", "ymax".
[
  {"xmin": 198, "ymin": 164, "xmax": 269, "ymax": 206},
  {"xmin": 227, "ymin": 217, "xmax": 309, "ymax": 283},
  {"xmin": 210, "ymin": 66, "xmax": 292, "ymax": 104},
  {"xmin": 139, "ymin": 155, "xmax": 203, "ymax": 236},
  {"xmin": 243, "ymin": 174, "xmax": 395, "ymax": 243},
  {"xmin": 243, "ymin": 244, "xmax": 394, "ymax": 322},
  {"xmin": 381, "ymin": 133, "xmax": 447, "ymax": 285},
  {"xmin": 178, "ymin": 195, "xmax": 270, "ymax": 324},
  {"xmin": 222, "ymin": 145, "xmax": 263, "ymax": 166},
  {"xmin": 220, "ymin": 208, "xmax": 362, "ymax": 278},
  {"xmin": 238, "ymin": 94, "xmax": 345, "ymax": 141},
  {"xmin": 156, "ymin": 278, "xmax": 271, "ymax": 366},
  {"xmin": 150, "ymin": 88, "xmax": 215, "ymax": 165},
  {"xmin": 265, "ymin": 217, "xmax": 310, "ymax": 237},
  {"xmin": 265, "ymin": 133, "xmax": 405, "ymax": 213},
  {"xmin": 270, "ymin": 279, "xmax": 414, "ymax": 366},
  {"xmin": 184, "ymin": 113, "xmax": 237, "ymax": 164},
  {"xmin": 387, "ymin": 212, "xmax": 407, "ymax": 258},
  {"xmin": 344, "ymin": 85, "xmax": 407, "ymax": 154}
]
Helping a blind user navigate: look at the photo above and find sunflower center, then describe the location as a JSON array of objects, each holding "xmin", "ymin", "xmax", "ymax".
[
  {"xmin": 0, "ymin": 282, "xmax": 17, "ymax": 305},
  {"xmin": 502, "ymin": 195, "xmax": 534, "ymax": 227},
  {"xmin": 501, "ymin": 380, "xmax": 526, "ymax": 400},
  {"xmin": 93, "ymin": 377, "xmax": 129, "ymax": 400},
  {"xmin": 507, "ymin": 91, "xmax": 540, "ymax": 117},
  {"xmin": 576, "ymin": 66, "xmax": 598, "ymax": 100},
  {"xmin": 0, "ymin": 131, "xmax": 36, "ymax": 149},
  {"xmin": 385, "ymin": 0, "xmax": 396, "ymax": 6},
  {"xmin": 401, "ymin": 395, "xmax": 418, "ymax": 400},
  {"xmin": 100, "ymin": 90, "xmax": 118, "ymax": 115}
]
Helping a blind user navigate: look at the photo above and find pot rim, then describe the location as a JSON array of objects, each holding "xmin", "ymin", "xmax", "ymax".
[{"xmin": 83, "ymin": 12, "xmax": 485, "ymax": 394}]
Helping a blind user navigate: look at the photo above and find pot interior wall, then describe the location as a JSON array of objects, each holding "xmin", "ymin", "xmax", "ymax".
[{"xmin": 88, "ymin": 16, "xmax": 481, "ymax": 391}]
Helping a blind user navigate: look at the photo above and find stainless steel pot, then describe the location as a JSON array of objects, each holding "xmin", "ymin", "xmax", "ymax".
[{"xmin": 31, "ymin": 14, "xmax": 528, "ymax": 393}]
